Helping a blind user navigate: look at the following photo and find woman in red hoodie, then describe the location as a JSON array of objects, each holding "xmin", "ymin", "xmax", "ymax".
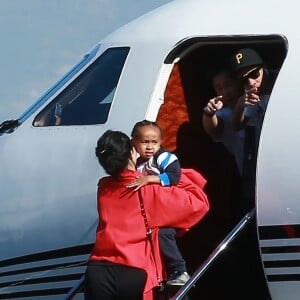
[{"xmin": 84, "ymin": 130, "xmax": 209, "ymax": 300}]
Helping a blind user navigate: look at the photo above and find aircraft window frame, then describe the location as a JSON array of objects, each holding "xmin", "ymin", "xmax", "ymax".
[
  {"xmin": 164, "ymin": 34, "xmax": 288, "ymax": 63},
  {"xmin": 33, "ymin": 47, "xmax": 129, "ymax": 127}
]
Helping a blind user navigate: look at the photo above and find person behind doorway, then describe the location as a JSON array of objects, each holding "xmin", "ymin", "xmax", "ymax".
[
  {"xmin": 128, "ymin": 120, "xmax": 201, "ymax": 287},
  {"xmin": 202, "ymin": 68, "xmax": 244, "ymax": 176},
  {"xmin": 202, "ymin": 68, "xmax": 245, "ymax": 225},
  {"xmin": 84, "ymin": 129, "xmax": 209, "ymax": 300}
]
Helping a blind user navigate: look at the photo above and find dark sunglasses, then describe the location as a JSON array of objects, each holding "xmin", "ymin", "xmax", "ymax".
[{"xmin": 240, "ymin": 68, "xmax": 261, "ymax": 84}]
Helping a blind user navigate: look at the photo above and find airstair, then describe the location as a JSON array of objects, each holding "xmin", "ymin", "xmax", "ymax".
[{"xmin": 64, "ymin": 209, "xmax": 255, "ymax": 300}]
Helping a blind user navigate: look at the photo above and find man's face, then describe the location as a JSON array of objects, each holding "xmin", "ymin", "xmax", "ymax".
[{"xmin": 237, "ymin": 66, "xmax": 264, "ymax": 91}]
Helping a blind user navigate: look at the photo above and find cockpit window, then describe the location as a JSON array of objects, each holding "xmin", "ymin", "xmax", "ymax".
[{"xmin": 33, "ymin": 47, "xmax": 129, "ymax": 126}]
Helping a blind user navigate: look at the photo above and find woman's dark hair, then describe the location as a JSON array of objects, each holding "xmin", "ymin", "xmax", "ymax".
[
  {"xmin": 95, "ymin": 130, "xmax": 131, "ymax": 178},
  {"xmin": 131, "ymin": 120, "xmax": 162, "ymax": 139}
]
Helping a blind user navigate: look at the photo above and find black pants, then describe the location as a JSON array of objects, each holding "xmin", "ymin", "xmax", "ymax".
[
  {"xmin": 84, "ymin": 261, "xmax": 147, "ymax": 300},
  {"xmin": 159, "ymin": 227, "xmax": 186, "ymax": 275}
]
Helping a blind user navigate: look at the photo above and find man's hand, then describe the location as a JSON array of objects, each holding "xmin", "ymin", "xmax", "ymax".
[
  {"xmin": 203, "ymin": 96, "xmax": 223, "ymax": 116},
  {"xmin": 242, "ymin": 87, "xmax": 260, "ymax": 106}
]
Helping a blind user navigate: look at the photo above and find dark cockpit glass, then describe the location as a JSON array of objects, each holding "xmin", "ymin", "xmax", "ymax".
[{"xmin": 33, "ymin": 47, "xmax": 129, "ymax": 126}]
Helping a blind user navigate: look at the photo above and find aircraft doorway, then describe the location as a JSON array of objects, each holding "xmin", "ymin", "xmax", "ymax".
[{"xmin": 155, "ymin": 35, "xmax": 287, "ymax": 300}]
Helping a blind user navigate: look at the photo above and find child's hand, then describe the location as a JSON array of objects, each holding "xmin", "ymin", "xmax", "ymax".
[{"xmin": 127, "ymin": 175, "xmax": 160, "ymax": 191}]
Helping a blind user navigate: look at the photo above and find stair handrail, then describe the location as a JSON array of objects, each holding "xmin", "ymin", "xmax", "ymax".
[{"xmin": 171, "ymin": 208, "xmax": 256, "ymax": 300}]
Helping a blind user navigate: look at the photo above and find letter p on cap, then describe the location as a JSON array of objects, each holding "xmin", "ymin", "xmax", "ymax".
[{"xmin": 236, "ymin": 53, "xmax": 243, "ymax": 64}]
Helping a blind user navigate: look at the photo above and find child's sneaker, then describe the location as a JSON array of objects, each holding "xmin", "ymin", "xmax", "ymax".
[{"xmin": 166, "ymin": 271, "xmax": 190, "ymax": 286}]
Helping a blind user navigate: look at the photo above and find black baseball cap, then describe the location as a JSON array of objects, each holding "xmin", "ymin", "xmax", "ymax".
[{"xmin": 230, "ymin": 48, "xmax": 263, "ymax": 72}]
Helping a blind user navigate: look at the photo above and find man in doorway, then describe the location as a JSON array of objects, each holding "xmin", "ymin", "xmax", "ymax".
[
  {"xmin": 230, "ymin": 48, "xmax": 278, "ymax": 210},
  {"xmin": 229, "ymin": 48, "xmax": 278, "ymax": 300},
  {"xmin": 230, "ymin": 48, "xmax": 278, "ymax": 148}
]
